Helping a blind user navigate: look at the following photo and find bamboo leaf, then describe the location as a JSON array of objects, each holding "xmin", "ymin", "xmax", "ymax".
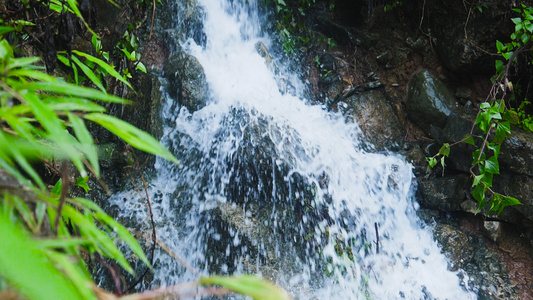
[
  {"xmin": 45, "ymin": 97, "xmax": 107, "ymax": 113},
  {"xmin": 0, "ymin": 212, "xmax": 84, "ymax": 300},
  {"xmin": 200, "ymin": 275, "xmax": 291, "ymax": 300},
  {"xmin": 61, "ymin": 204, "xmax": 135, "ymax": 274},
  {"xmin": 70, "ymin": 197, "xmax": 151, "ymax": 268},
  {"xmin": 71, "ymin": 55, "xmax": 106, "ymax": 92},
  {"xmin": 7, "ymin": 57, "xmax": 41, "ymax": 70},
  {"xmin": 84, "ymin": 113, "xmax": 179, "ymax": 164},
  {"xmin": 9, "ymin": 68, "xmax": 56, "ymax": 82},
  {"xmin": 66, "ymin": 0, "xmax": 96, "ymax": 36},
  {"xmin": 0, "ymin": 131, "xmax": 44, "ymax": 189},
  {"xmin": 21, "ymin": 82, "xmax": 129, "ymax": 104},
  {"xmin": 72, "ymin": 50, "xmax": 133, "ymax": 90},
  {"xmin": 46, "ymin": 251, "xmax": 97, "ymax": 300},
  {"xmin": 69, "ymin": 113, "xmax": 100, "ymax": 176},
  {"xmin": 38, "ymin": 238, "xmax": 92, "ymax": 249}
]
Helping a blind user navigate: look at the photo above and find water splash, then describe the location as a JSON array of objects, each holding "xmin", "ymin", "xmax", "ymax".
[{"xmin": 109, "ymin": 0, "xmax": 476, "ymax": 298}]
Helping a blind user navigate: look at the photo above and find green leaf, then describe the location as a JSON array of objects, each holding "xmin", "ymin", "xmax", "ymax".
[
  {"xmin": 484, "ymin": 156, "xmax": 500, "ymax": 174},
  {"xmin": 21, "ymin": 82, "xmax": 129, "ymax": 104},
  {"xmin": 71, "ymin": 55, "xmax": 105, "ymax": 92},
  {"xmin": 72, "ymin": 50, "xmax": 133, "ymax": 90},
  {"xmin": 60, "ymin": 204, "xmax": 134, "ymax": 274},
  {"xmin": 425, "ymin": 157, "xmax": 437, "ymax": 168},
  {"xmin": 495, "ymin": 121, "xmax": 511, "ymax": 144},
  {"xmin": 66, "ymin": 0, "xmax": 96, "ymax": 36},
  {"xmin": 438, "ymin": 143, "xmax": 450, "ymax": 157},
  {"xmin": 0, "ymin": 212, "xmax": 85, "ymax": 300},
  {"xmin": 0, "ymin": 131, "xmax": 44, "ymax": 189},
  {"xmin": 472, "ymin": 174, "xmax": 484, "ymax": 187},
  {"xmin": 84, "ymin": 113, "xmax": 179, "ymax": 164},
  {"xmin": 464, "ymin": 135, "xmax": 475, "ymax": 145},
  {"xmin": 46, "ymin": 97, "xmax": 107, "ymax": 113},
  {"xmin": 502, "ymin": 196, "xmax": 521, "ymax": 206},
  {"xmin": 472, "ymin": 184, "xmax": 486, "ymax": 206},
  {"xmin": 46, "ymin": 251, "xmax": 96, "ymax": 300},
  {"xmin": 75, "ymin": 176, "xmax": 90, "ymax": 193},
  {"xmin": 136, "ymin": 62, "xmax": 147, "ymax": 73},
  {"xmin": 200, "ymin": 275, "xmax": 291, "ymax": 300},
  {"xmin": 70, "ymin": 197, "xmax": 151, "ymax": 269},
  {"xmin": 496, "ymin": 40, "xmax": 505, "ymax": 52},
  {"xmin": 51, "ymin": 179, "xmax": 62, "ymax": 195},
  {"xmin": 7, "ymin": 57, "xmax": 40, "ymax": 70},
  {"xmin": 0, "ymin": 26, "xmax": 16, "ymax": 35},
  {"xmin": 38, "ymin": 238, "xmax": 92, "ymax": 249},
  {"xmin": 69, "ymin": 113, "xmax": 99, "ymax": 176},
  {"xmin": 0, "ymin": 39, "xmax": 14, "ymax": 59},
  {"xmin": 495, "ymin": 60, "xmax": 504, "ymax": 73},
  {"xmin": 9, "ymin": 68, "xmax": 56, "ymax": 82}
]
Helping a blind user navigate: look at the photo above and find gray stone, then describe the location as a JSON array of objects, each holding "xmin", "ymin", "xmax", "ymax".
[
  {"xmin": 406, "ymin": 70, "xmax": 458, "ymax": 135},
  {"xmin": 342, "ymin": 89, "xmax": 405, "ymax": 150},
  {"xmin": 500, "ymin": 129, "xmax": 533, "ymax": 177},
  {"xmin": 416, "ymin": 175, "xmax": 469, "ymax": 211},
  {"xmin": 493, "ymin": 172, "xmax": 533, "ymax": 225},
  {"xmin": 164, "ymin": 51, "xmax": 209, "ymax": 112}
]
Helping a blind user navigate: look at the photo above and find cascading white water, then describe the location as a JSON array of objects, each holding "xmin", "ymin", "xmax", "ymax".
[{"xmin": 109, "ymin": 0, "xmax": 477, "ymax": 298}]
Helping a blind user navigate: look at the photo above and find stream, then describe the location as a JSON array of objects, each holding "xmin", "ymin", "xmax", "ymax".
[{"xmin": 109, "ymin": 0, "xmax": 477, "ymax": 298}]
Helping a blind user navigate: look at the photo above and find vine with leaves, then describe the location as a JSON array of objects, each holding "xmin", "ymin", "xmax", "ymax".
[{"xmin": 426, "ymin": 4, "xmax": 533, "ymax": 215}]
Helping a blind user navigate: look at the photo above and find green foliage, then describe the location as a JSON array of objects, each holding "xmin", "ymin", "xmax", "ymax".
[
  {"xmin": 384, "ymin": 1, "xmax": 403, "ymax": 12},
  {"xmin": 266, "ymin": 0, "xmax": 335, "ymax": 54},
  {"xmin": 507, "ymin": 99, "xmax": 533, "ymax": 132},
  {"xmin": 200, "ymin": 275, "xmax": 291, "ymax": 300},
  {"xmin": 425, "ymin": 6, "xmax": 533, "ymax": 215},
  {"xmin": 1, "ymin": 3, "xmax": 290, "ymax": 300},
  {"xmin": 116, "ymin": 24, "xmax": 147, "ymax": 77},
  {"xmin": 0, "ymin": 7, "xmax": 176, "ymax": 299}
]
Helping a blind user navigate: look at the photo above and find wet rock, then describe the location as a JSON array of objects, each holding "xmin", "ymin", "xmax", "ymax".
[
  {"xmin": 422, "ymin": 0, "xmax": 513, "ymax": 73},
  {"xmin": 164, "ymin": 51, "xmax": 209, "ymax": 112},
  {"xmin": 342, "ymin": 89, "xmax": 405, "ymax": 150},
  {"xmin": 255, "ymin": 41, "xmax": 296, "ymax": 95},
  {"xmin": 159, "ymin": 0, "xmax": 205, "ymax": 47},
  {"xmin": 441, "ymin": 113, "xmax": 477, "ymax": 173},
  {"xmin": 255, "ymin": 41, "xmax": 280, "ymax": 75},
  {"xmin": 484, "ymin": 221, "xmax": 503, "ymax": 242},
  {"xmin": 406, "ymin": 70, "xmax": 458, "ymax": 136},
  {"xmin": 428, "ymin": 218, "xmax": 520, "ymax": 300},
  {"xmin": 416, "ymin": 175, "xmax": 469, "ymax": 211},
  {"xmin": 493, "ymin": 173, "xmax": 533, "ymax": 225},
  {"xmin": 400, "ymin": 144, "xmax": 426, "ymax": 176},
  {"xmin": 500, "ymin": 129, "xmax": 533, "ymax": 177},
  {"xmin": 315, "ymin": 15, "xmax": 354, "ymax": 46}
]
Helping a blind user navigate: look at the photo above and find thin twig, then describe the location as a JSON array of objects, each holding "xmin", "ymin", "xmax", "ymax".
[
  {"xmin": 374, "ymin": 222, "xmax": 379, "ymax": 254},
  {"xmin": 148, "ymin": 0, "xmax": 156, "ymax": 41},
  {"xmin": 96, "ymin": 255, "xmax": 124, "ymax": 296},
  {"xmin": 125, "ymin": 155, "xmax": 157, "ymax": 292},
  {"xmin": 136, "ymin": 231, "xmax": 198, "ymax": 276}
]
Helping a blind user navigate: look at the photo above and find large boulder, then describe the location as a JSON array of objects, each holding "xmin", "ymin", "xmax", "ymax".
[
  {"xmin": 343, "ymin": 89, "xmax": 405, "ymax": 150},
  {"xmin": 500, "ymin": 129, "xmax": 533, "ymax": 177},
  {"xmin": 164, "ymin": 51, "xmax": 209, "ymax": 113},
  {"xmin": 406, "ymin": 70, "xmax": 458, "ymax": 137},
  {"xmin": 416, "ymin": 175, "xmax": 470, "ymax": 211}
]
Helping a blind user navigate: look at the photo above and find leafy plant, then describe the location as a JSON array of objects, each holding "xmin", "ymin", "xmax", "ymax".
[
  {"xmin": 425, "ymin": 5, "xmax": 533, "ymax": 215},
  {"xmin": 116, "ymin": 24, "xmax": 147, "ymax": 78},
  {"xmin": 1, "ymin": 2, "xmax": 292, "ymax": 300}
]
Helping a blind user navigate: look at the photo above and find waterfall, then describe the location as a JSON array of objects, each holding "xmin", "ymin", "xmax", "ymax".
[{"xmin": 109, "ymin": 0, "xmax": 476, "ymax": 298}]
